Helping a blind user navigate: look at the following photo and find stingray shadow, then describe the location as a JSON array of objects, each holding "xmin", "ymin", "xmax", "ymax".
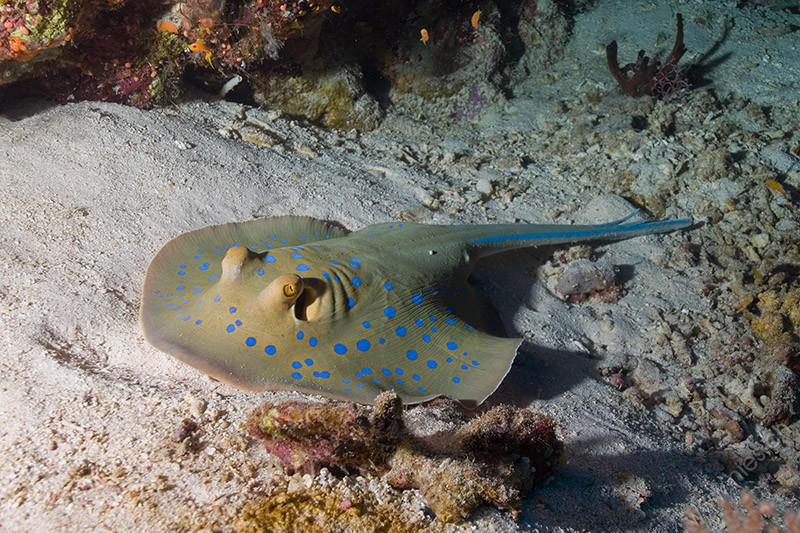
[{"xmin": 487, "ymin": 341, "xmax": 596, "ymax": 407}]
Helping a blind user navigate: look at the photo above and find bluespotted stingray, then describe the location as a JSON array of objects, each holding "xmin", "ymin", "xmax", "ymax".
[{"xmin": 141, "ymin": 212, "xmax": 690, "ymax": 406}]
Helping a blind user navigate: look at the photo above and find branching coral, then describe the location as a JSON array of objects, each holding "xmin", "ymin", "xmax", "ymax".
[
  {"xmin": 246, "ymin": 392, "xmax": 564, "ymax": 523},
  {"xmin": 606, "ymin": 13, "xmax": 687, "ymax": 98}
]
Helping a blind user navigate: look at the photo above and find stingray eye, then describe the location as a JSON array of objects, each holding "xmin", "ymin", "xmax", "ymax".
[{"xmin": 284, "ymin": 283, "xmax": 298, "ymax": 297}]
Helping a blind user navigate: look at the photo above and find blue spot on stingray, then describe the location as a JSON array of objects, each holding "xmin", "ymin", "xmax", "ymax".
[
  {"xmin": 265, "ymin": 345, "xmax": 277, "ymax": 355},
  {"xmin": 362, "ymin": 321, "xmax": 371, "ymax": 329},
  {"xmin": 395, "ymin": 327, "xmax": 407, "ymax": 337},
  {"xmin": 291, "ymin": 372, "xmax": 302, "ymax": 379},
  {"xmin": 309, "ymin": 337, "xmax": 318, "ymax": 347},
  {"xmin": 313, "ymin": 371, "xmax": 330, "ymax": 378},
  {"xmin": 350, "ymin": 257, "xmax": 362, "ymax": 264},
  {"xmin": 379, "ymin": 338, "xmax": 386, "ymax": 344},
  {"xmin": 384, "ymin": 282, "xmax": 393, "ymax": 291},
  {"xmin": 180, "ymin": 264, "xmax": 187, "ymax": 268},
  {"xmin": 446, "ymin": 357, "xmax": 453, "ymax": 363},
  {"xmin": 344, "ymin": 387, "xmax": 351, "ymax": 392},
  {"xmin": 235, "ymin": 320, "xmax": 242, "ymax": 326},
  {"xmin": 472, "ymin": 360, "xmax": 480, "ymax": 366},
  {"xmin": 343, "ymin": 379, "xmax": 350, "ymax": 384},
  {"xmin": 352, "ymin": 277, "xmax": 362, "ymax": 287},
  {"xmin": 291, "ymin": 253, "xmax": 303, "ymax": 258},
  {"xmin": 461, "ymin": 364, "xmax": 468, "ymax": 370},
  {"xmin": 427, "ymin": 360, "xmax": 438, "ymax": 369},
  {"xmin": 395, "ymin": 368, "xmax": 404, "ymax": 375},
  {"xmin": 347, "ymin": 297, "xmax": 355, "ymax": 308},
  {"xmin": 406, "ymin": 350, "xmax": 418, "ymax": 361},
  {"xmin": 165, "ymin": 304, "xmax": 174, "ymax": 309},
  {"xmin": 382, "ymin": 368, "xmax": 391, "ymax": 376},
  {"xmin": 296, "ymin": 331, "xmax": 304, "ymax": 340},
  {"xmin": 349, "ymin": 262, "xmax": 360, "ymax": 269},
  {"xmin": 176, "ymin": 285, "xmax": 185, "ymax": 290},
  {"xmin": 334, "ymin": 275, "xmax": 341, "ymax": 283},
  {"xmin": 357, "ymin": 384, "xmax": 365, "ymax": 388},
  {"xmin": 183, "ymin": 316, "xmax": 191, "ymax": 321},
  {"xmin": 422, "ymin": 334, "xmax": 431, "ymax": 342},
  {"xmin": 296, "ymin": 264, "xmax": 310, "ymax": 271},
  {"xmin": 429, "ymin": 315, "xmax": 436, "ymax": 321},
  {"xmin": 246, "ymin": 337, "xmax": 256, "ymax": 347},
  {"xmin": 447, "ymin": 306, "xmax": 455, "ymax": 314},
  {"xmin": 198, "ymin": 249, "xmax": 204, "ymax": 252},
  {"xmin": 257, "ymin": 269, "xmax": 265, "ymax": 276},
  {"xmin": 418, "ymin": 387, "xmax": 426, "ymax": 392},
  {"xmin": 372, "ymin": 380, "xmax": 381, "ymax": 385},
  {"xmin": 447, "ymin": 341, "xmax": 458, "ymax": 350},
  {"xmin": 292, "ymin": 361, "xmax": 302, "ymax": 369},
  {"xmin": 192, "ymin": 288, "xmax": 203, "ymax": 295},
  {"xmin": 362, "ymin": 367, "xmax": 373, "ymax": 375},
  {"xmin": 214, "ymin": 296, "xmax": 221, "ymax": 302},
  {"xmin": 334, "ymin": 344, "xmax": 347, "ymax": 355},
  {"xmin": 178, "ymin": 271, "xmax": 185, "ymax": 276},
  {"xmin": 226, "ymin": 324, "xmax": 235, "ymax": 333},
  {"xmin": 330, "ymin": 260, "xmax": 340, "ymax": 265},
  {"xmin": 357, "ymin": 339, "xmax": 371, "ymax": 352},
  {"xmin": 412, "ymin": 374, "xmax": 421, "ymax": 381},
  {"xmin": 300, "ymin": 236, "xmax": 307, "ymax": 241},
  {"xmin": 411, "ymin": 293, "xmax": 424, "ymax": 305},
  {"xmin": 207, "ymin": 275, "xmax": 219, "ymax": 281},
  {"xmin": 305, "ymin": 358, "xmax": 314, "ymax": 366},
  {"xmin": 445, "ymin": 318, "xmax": 456, "ymax": 326},
  {"xmin": 431, "ymin": 327, "xmax": 437, "ymax": 333},
  {"xmin": 265, "ymin": 256, "xmax": 276, "ymax": 263},
  {"xmin": 195, "ymin": 320, "xmax": 202, "ymax": 325},
  {"xmin": 384, "ymin": 307, "xmax": 396, "ymax": 318},
  {"xmin": 322, "ymin": 272, "xmax": 331, "ymax": 280},
  {"xmin": 355, "ymin": 372, "xmax": 364, "ymax": 378},
  {"xmin": 229, "ymin": 306, "xmax": 237, "ymax": 313}
]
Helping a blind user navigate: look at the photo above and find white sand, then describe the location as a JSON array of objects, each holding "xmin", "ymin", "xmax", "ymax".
[{"xmin": 1, "ymin": 0, "xmax": 798, "ymax": 530}]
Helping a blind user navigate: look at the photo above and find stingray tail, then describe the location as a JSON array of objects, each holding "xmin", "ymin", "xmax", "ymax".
[{"xmin": 468, "ymin": 210, "xmax": 692, "ymax": 255}]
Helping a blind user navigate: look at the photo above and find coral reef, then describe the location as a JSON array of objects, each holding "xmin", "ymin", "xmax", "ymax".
[
  {"xmin": 246, "ymin": 392, "xmax": 563, "ymax": 523},
  {"xmin": 606, "ymin": 14, "xmax": 687, "ymax": 98},
  {"xmin": 0, "ymin": 1, "xmax": 578, "ymax": 129}
]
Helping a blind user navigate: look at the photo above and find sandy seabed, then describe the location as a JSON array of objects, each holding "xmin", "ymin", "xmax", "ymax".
[{"xmin": 1, "ymin": 0, "xmax": 799, "ymax": 531}]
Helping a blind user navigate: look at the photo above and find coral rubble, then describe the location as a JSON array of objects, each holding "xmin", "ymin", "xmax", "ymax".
[{"xmin": 246, "ymin": 392, "xmax": 563, "ymax": 523}]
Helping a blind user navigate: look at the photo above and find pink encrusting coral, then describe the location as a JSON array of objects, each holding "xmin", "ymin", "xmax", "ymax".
[{"xmin": 246, "ymin": 392, "xmax": 564, "ymax": 523}]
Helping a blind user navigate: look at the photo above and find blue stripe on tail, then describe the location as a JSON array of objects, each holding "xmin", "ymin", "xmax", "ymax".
[{"xmin": 471, "ymin": 216, "xmax": 692, "ymax": 245}]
